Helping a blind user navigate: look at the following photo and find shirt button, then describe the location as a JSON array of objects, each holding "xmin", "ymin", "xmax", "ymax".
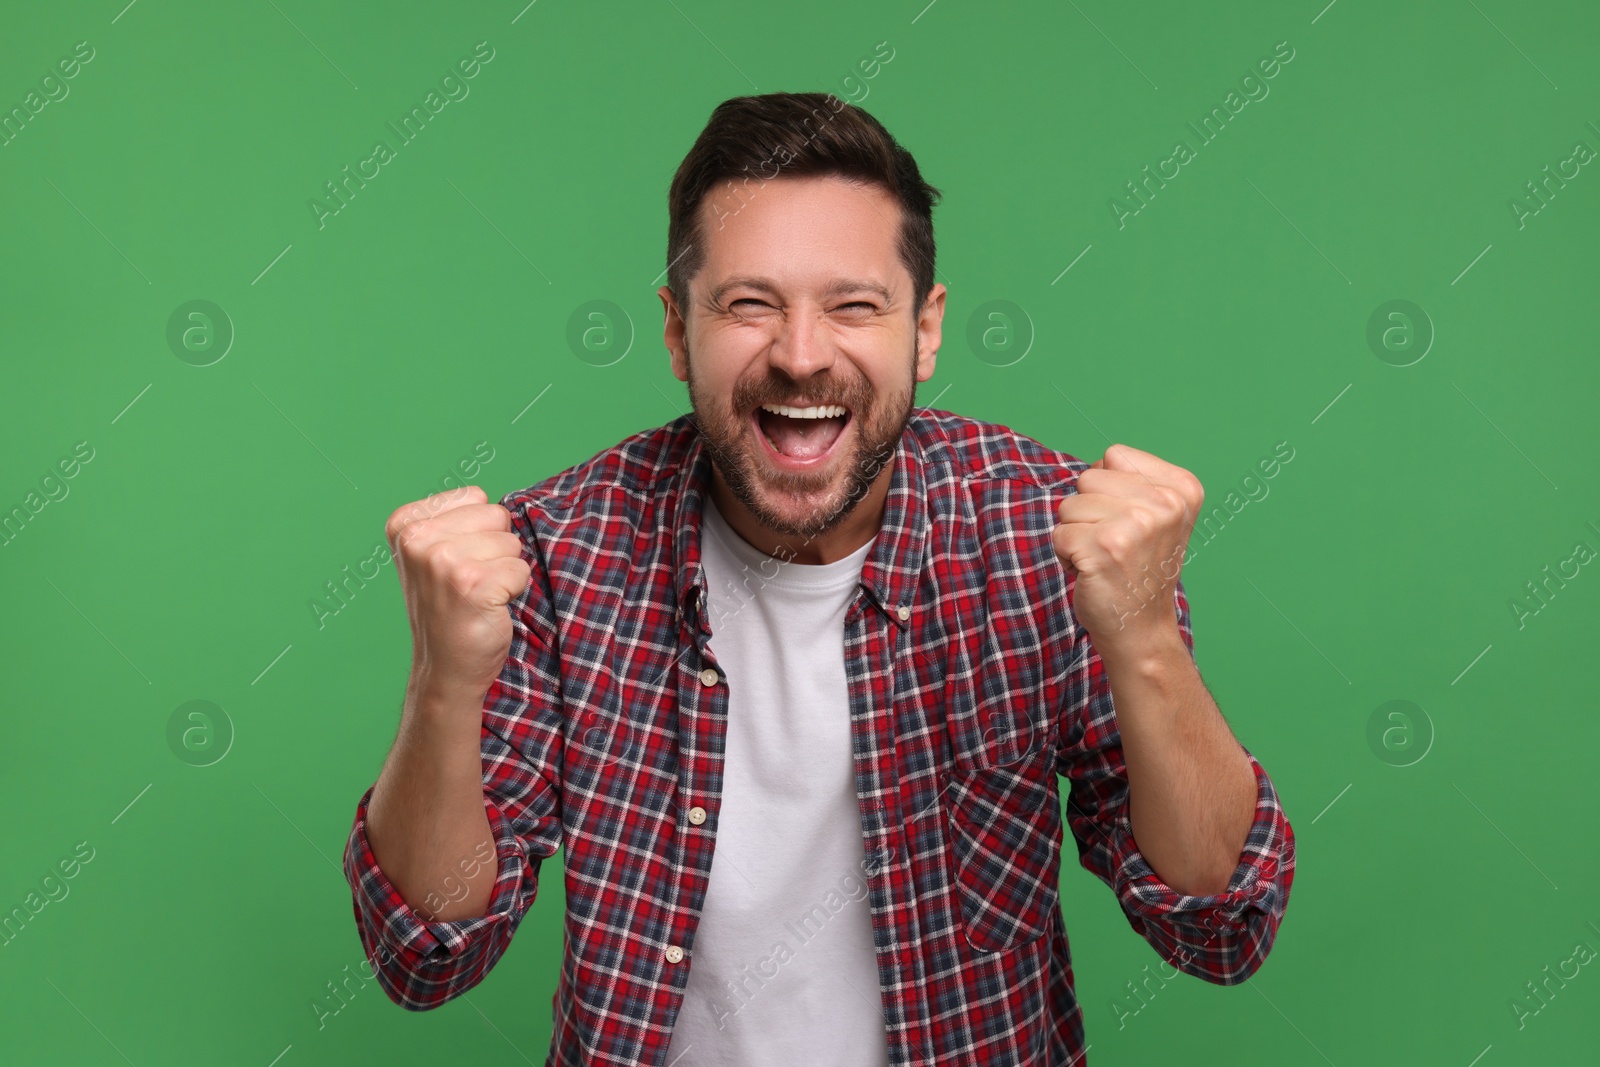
[
  {"xmin": 699, "ymin": 667, "xmax": 720, "ymax": 686},
  {"xmin": 688, "ymin": 806, "xmax": 707, "ymax": 825},
  {"xmin": 665, "ymin": 945, "xmax": 685, "ymax": 963},
  {"xmin": 897, "ymin": 605, "xmax": 911, "ymax": 621}
]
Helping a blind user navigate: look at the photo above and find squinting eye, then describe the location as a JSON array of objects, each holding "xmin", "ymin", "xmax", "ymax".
[
  {"xmin": 839, "ymin": 302, "xmax": 875, "ymax": 311},
  {"xmin": 732, "ymin": 299, "xmax": 766, "ymax": 308}
]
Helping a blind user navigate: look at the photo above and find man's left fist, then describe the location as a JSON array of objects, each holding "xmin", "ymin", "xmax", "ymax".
[{"xmin": 1052, "ymin": 443, "xmax": 1204, "ymax": 651}]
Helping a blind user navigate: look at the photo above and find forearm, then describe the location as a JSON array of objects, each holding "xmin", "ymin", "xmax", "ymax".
[
  {"xmin": 1097, "ymin": 629, "xmax": 1256, "ymax": 896},
  {"xmin": 365, "ymin": 676, "xmax": 498, "ymax": 922}
]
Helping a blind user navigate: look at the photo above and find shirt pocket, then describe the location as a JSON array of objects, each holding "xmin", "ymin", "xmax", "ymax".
[{"xmin": 940, "ymin": 691, "xmax": 1061, "ymax": 955}]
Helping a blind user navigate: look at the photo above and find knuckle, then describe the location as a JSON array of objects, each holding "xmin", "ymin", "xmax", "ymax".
[
  {"xmin": 393, "ymin": 522, "xmax": 426, "ymax": 559},
  {"xmin": 419, "ymin": 538, "xmax": 452, "ymax": 569},
  {"xmin": 384, "ymin": 502, "xmax": 416, "ymax": 544}
]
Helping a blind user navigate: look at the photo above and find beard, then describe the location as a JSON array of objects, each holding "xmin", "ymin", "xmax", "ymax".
[{"xmin": 683, "ymin": 339, "xmax": 918, "ymax": 542}]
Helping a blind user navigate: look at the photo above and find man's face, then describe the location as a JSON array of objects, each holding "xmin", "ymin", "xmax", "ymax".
[{"xmin": 659, "ymin": 173, "xmax": 944, "ymax": 541}]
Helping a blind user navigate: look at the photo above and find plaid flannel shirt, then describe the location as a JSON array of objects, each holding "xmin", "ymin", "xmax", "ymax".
[{"xmin": 343, "ymin": 408, "xmax": 1297, "ymax": 1066}]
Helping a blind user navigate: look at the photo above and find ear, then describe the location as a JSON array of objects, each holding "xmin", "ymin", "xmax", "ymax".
[
  {"xmin": 659, "ymin": 285, "xmax": 688, "ymax": 382},
  {"xmin": 915, "ymin": 282, "xmax": 946, "ymax": 383}
]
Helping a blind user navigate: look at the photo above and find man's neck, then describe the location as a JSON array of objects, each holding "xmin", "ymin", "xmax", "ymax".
[{"xmin": 707, "ymin": 462, "xmax": 895, "ymax": 565}]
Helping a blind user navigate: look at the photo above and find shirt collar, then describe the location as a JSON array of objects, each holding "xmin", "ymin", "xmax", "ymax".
[{"xmin": 669, "ymin": 414, "xmax": 928, "ymax": 633}]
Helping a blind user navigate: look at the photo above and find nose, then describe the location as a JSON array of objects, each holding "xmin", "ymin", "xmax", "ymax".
[{"xmin": 766, "ymin": 306, "xmax": 836, "ymax": 382}]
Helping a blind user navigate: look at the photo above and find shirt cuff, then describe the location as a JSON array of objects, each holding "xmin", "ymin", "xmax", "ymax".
[
  {"xmin": 1107, "ymin": 744, "xmax": 1296, "ymax": 981},
  {"xmin": 342, "ymin": 784, "xmax": 534, "ymax": 973}
]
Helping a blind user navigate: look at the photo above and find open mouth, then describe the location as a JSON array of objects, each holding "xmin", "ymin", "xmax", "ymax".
[{"xmin": 751, "ymin": 402, "xmax": 852, "ymax": 467}]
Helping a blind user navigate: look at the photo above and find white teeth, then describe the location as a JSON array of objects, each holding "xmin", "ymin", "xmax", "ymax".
[{"xmin": 759, "ymin": 403, "xmax": 848, "ymax": 419}]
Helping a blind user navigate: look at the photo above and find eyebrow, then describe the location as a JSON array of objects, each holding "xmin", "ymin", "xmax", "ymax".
[{"xmin": 706, "ymin": 276, "xmax": 893, "ymax": 305}]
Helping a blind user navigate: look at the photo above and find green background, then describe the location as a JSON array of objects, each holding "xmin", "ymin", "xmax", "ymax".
[{"xmin": 3, "ymin": 0, "xmax": 1596, "ymax": 1063}]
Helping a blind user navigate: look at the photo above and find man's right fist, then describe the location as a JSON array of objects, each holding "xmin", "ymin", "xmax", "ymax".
[{"xmin": 385, "ymin": 485, "xmax": 533, "ymax": 702}]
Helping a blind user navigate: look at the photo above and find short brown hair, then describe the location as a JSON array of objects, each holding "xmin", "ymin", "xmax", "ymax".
[{"xmin": 665, "ymin": 92, "xmax": 942, "ymax": 319}]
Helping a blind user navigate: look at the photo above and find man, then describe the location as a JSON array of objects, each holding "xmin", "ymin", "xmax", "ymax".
[{"xmin": 343, "ymin": 91, "xmax": 1295, "ymax": 1066}]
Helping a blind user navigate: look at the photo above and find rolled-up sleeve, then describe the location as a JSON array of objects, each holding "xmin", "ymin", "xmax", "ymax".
[
  {"xmin": 1056, "ymin": 578, "xmax": 1297, "ymax": 985},
  {"xmin": 341, "ymin": 496, "xmax": 566, "ymax": 1010}
]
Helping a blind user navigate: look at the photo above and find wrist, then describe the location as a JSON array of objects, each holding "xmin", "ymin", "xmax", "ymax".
[
  {"xmin": 1091, "ymin": 620, "xmax": 1190, "ymax": 679},
  {"xmin": 407, "ymin": 668, "xmax": 491, "ymax": 712}
]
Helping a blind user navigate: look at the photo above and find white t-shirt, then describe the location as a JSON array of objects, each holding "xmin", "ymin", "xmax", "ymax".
[{"xmin": 662, "ymin": 494, "xmax": 891, "ymax": 1067}]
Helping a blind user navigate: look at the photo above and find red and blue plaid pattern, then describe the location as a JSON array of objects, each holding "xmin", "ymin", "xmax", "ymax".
[{"xmin": 343, "ymin": 408, "xmax": 1296, "ymax": 1066}]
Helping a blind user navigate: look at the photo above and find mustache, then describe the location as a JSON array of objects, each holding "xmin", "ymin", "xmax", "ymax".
[{"xmin": 739, "ymin": 382, "xmax": 866, "ymax": 413}]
